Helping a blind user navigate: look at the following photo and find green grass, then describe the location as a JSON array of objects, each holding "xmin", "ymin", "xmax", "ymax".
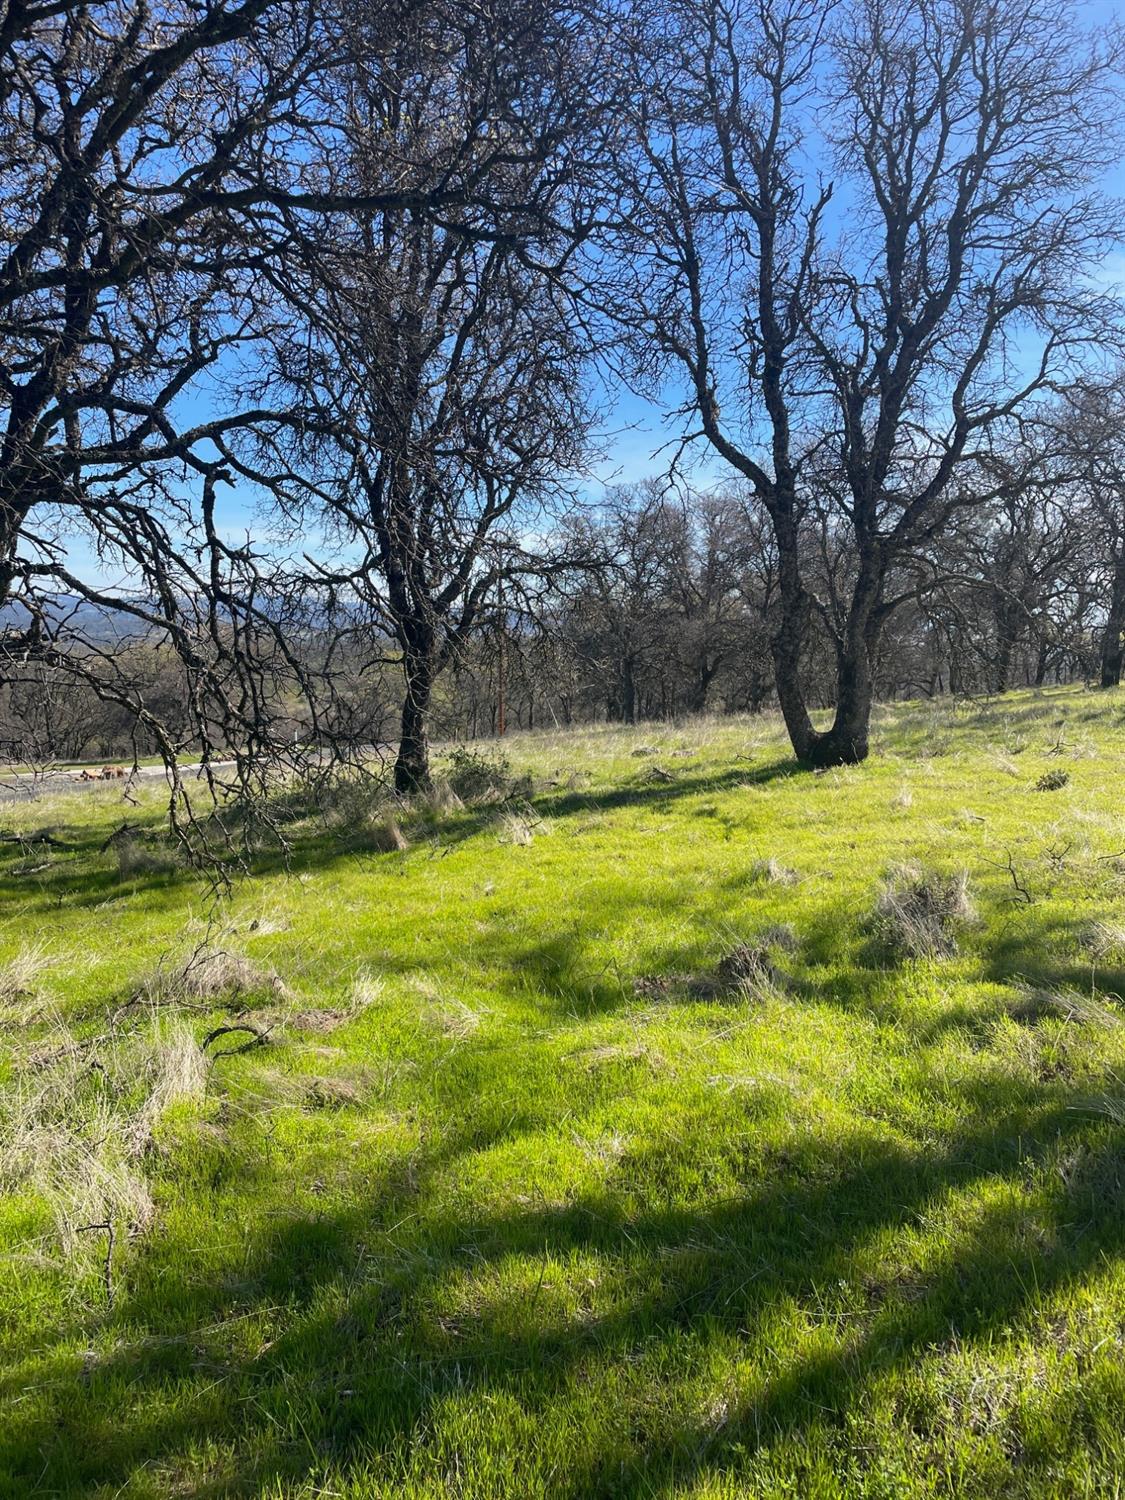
[{"xmin": 2, "ymin": 685, "xmax": 1125, "ymax": 1498}]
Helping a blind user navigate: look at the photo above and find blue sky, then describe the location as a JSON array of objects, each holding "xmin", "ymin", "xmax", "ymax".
[{"xmin": 62, "ymin": 0, "xmax": 1125, "ymax": 587}]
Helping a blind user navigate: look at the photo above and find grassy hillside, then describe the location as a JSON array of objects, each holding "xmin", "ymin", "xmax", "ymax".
[{"xmin": 2, "ymin": 685, "xmax": 1125, "ymax": 1498}]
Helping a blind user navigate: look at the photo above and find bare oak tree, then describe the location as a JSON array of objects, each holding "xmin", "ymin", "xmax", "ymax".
[
  {"xmin": 606, "ymin": 0, "xmax": 1122, "ymax": 763},
  {"xmin": 246, "ymin": 0, "xmax": 604, "ymax": 792}
]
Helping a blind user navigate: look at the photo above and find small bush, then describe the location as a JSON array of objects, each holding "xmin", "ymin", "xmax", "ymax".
[
  {"xmin": 1035, "ymin": 768, "xmax": 1070, "ymax": 791},
  {"xmin": 874, "ymin": 865, "xmax": 974, "ymax": 959},
  {"xmin": 444, "ymin": 746, "xmax": 512, "ymax": 803}
]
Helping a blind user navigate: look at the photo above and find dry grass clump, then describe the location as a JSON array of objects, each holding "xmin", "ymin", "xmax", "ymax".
[
  {"xmin": 891, "ymin": 785, "xmax": 914, "ymax": 811},
  {"xmin": 302, "ymin": 1074, "xmax": 364, "ymax": 1111},
  {"xmin": 1083, "ymin": 922, "xmax": 1125, "ymax": 963},
  {"xmin": 874, "ymin": 865, "xmax": 974, "ymax": 959},
  {"xmin": 0, "ymin": 1015, "xmax": 210, "ymax": 1265},
  {"xmin": 416, "ymin": 779, "xmax": 465, "ymax": 816},
  {"xmin": 494, "ymin": 809, "xmax": 536, "ymax": 845},
  {"xmin": 127, "ymin": 1017, "xmax": 211, "ymax": 1153},
  {"xmin": 414, "ymin": 982, "xmax": 485, "ymax": 1041},
  {"xmin": 749, "ymin": 856, "xmax": 799, "ymax": 886},
  {"xmin": 0, "ymin": 943, "xmax": 49, "ymax": 1010},
  {"xmin": 577, "ymin": 1041, "xmax": 661, "ymax": 1071},
  {"xmin": 114, "ymin": 835, "xmax": 180, "ymax": 880},
  {"xmin": 139, "ymin": 941, "xmax": 288, "ymax": 1008},
  {"xmin": 291, "ymin": 968, "xmax": 384, "ymax": 1033},
  {"xmin": 363, "ymin": 813, "xmax": 410, "ymax": 853},
  {"xmin": 632, "ymin": 927, "xmax": 798, "ymax": 1007},
  {"xmin": 1008, "ymin": 985, "xmax": 1119, "ymax": 1030},
  {"xmin": 993, "ymin": 755, "xmax": 1022, "ymax": 778},
  {"xmin": 349, "ymin": 968, "xmax": 384, "ymax": 1010},
  {"xmin": 715, "ymin": 941, "xmax": 781, "ymax": 994},
  {"xmin": 424, "ymin": 1002, "xmax": 483, "ymax": 1041}
]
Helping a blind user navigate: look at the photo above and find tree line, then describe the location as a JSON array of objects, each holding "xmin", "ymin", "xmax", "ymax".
[{"xmin": 1, "ymin": 0, "xmax": 1123, "ymax": 816}]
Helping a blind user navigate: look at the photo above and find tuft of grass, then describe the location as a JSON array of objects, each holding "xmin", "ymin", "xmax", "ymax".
[
  {"xmin": 413, "ymin": 778, "xmax": 465, "ymax": 817},
  {"xmin": 138, "ymin": 940, "xmax": 287, "ymax": 1007},
  {"xmin": 114, "ymin": 834, "xmax": 180, "ymax": 880},
  {"xmin": 1082, "ymin": 921, "xmax": 1125, "ymax": 963},
  {"xmin": 1008, "ymin": 985, "xmax": 1120, "ymax": 1029},
  {"xmin": 363, "ymin": 813, "xmax": 409, "ymax": 853},
  {"xmin": 0, "ymin": 942, "xmax": 49, "ymax": 1009},
  {"xmin": 0, "ymin": 1014, "xmax": 209, "ymax": 1262},
  {"xmin": 874, "ymin": 863, "xmax": 975, "ymax": 958},
  {"xmin": 749, "ymin": 855, "xmax": 799, "ymax": 885},
  {"xmin": 494, "ymin": 808, "xmax": 537, "ymax": 845},
  {"xmin": 1036, "ymin": 768, "xmax": 1071, "ymax": 791}
]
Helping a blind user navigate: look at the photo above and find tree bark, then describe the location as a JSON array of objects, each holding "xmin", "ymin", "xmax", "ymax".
[
  {"xmin": 1101, "ymin": 550, "xmax": 1125, "ymax": 687},
  {"xmin": 769, "ymin": 546, "xmax": 880, "ymax": 768},
  {"xmin": 621, "ymin": 658, "xmax": 637, "ymax": 725},
  {"xmin": 395, "ymin": 646, "xmax": 437, "ymax": 794},
  {"xmin": 768, "ymin": 526, "xmax": 819, "ymax": 760}
]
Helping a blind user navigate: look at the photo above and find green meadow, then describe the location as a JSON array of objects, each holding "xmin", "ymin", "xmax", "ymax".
[{"xmin": 3, "ymin": 684, "xmax": 1125, "ymax": 1498}]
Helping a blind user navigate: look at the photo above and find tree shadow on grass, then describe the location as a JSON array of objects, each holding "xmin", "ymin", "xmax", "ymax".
[
  {"xmin": 0, "ymin": 758, "xmax": 806, "ymax": 928},
  {"xmin": 4, "ymin": 1043, "xmax": 1125, "ymax": 1498}
]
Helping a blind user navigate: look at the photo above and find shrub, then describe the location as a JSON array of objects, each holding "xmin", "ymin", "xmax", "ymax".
[
  {"xmin": 1035, "ymin": 769, "xmax": 1070, "ymax": 791},
  {"xmin": 444, "ymin": 745, "xmax": 512, "ymax": 803}
]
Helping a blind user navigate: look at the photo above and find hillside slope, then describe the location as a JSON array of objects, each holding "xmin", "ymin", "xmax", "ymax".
[{"xmin": 2, "ymin": 686, "xmax": 1125, "ymax": 1498}]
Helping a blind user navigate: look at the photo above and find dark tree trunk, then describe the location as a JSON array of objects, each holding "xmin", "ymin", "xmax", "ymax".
[
  {"xmin": 687, "ymin": 657, "xmax": 720, "ymax": 714},
  {"xmin": 621, "ymin": 659, "xmax": 637, "ymax": 725},
  {"xmin": 1100, "ymin": 550, "xmax": 1125, "ymax": 688},
  {"xmin": 770, "ymin": 548, "xmax": 879, "ymax": 768},
  {"xmin": 395, "ymin": 646, "xmax": 437, "ymax": 794},
  {"xmin": 991, "ymin": 594, "xmax": 1023, "ymax": 694},
  {"xmin": 769, "ymin": 528, "xmax": 819, "ymax": 760},
  {"xmin": 1033, "ymin": 635, "xmax": 1050, "ymax": 687}
]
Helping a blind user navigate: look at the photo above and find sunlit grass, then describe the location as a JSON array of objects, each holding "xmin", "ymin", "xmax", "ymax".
[{"xmin": 2, "ymin": 684, "xmax": 1125, "ymax": 1497}]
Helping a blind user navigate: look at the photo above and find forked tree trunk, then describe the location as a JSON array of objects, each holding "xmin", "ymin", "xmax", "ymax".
[
  {"xmin": 395, "ymin": 646, "xmax": 437, "ymax": 794},
  {"xmin": 769, "ymin": 549, "xmax": 879, "ymax": 768},
  {"xmin": 1100, "ymin": 550, "xmax": 1125, "ymax": 688}
]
